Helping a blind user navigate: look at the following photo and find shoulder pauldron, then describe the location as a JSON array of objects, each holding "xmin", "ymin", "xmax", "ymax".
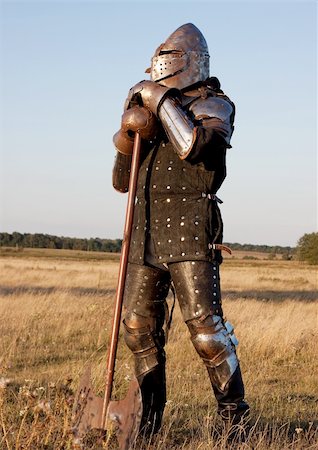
[{"xmin": 189, "ymin": 96, "xmax": 234, "ymax": 122}]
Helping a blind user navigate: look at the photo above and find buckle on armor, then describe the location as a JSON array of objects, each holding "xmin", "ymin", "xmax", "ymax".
[
  {"xmin": 224, "ymin": 320, "xmax": 239, "ymax": 346},
  {"xmin": 201, "ymin": 192, "xmax": 223, "ymax": 203}
]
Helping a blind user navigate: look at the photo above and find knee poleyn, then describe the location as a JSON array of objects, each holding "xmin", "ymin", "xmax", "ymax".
[
  {"xmin": 123, "ymin": 315, "xmax": 165, "ymax": 378},
  {"xmin": 187, "ymin": 315, "xmax": 239, "ymax": 391}
]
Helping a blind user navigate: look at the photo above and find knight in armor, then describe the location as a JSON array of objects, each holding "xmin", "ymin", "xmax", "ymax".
[{"xmin": 112, "ymin": 23, "xmax": 249, "ymax": 436}]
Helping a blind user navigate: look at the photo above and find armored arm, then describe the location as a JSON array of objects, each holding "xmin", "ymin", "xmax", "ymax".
[
  {"xmin": 112, "ymin": 152, "xmax": 132, "ymax": 193},
  {"xmin": 126, "ymin": 79, "xmax": 234, "ymax": 162},
  {"xmin": 158, "ymin": 95, "xmax": 235, "ymax": 160}
]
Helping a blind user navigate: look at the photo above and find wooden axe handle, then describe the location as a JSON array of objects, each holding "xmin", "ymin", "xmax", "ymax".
[{"xmin": 101, "ymin": 132, "xmax": 142, "ymax": 429}]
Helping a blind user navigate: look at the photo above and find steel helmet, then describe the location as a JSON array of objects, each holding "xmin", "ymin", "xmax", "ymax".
[{"xmin": 147, "ymin": 23, "xmax": 210, "ymax": 90}]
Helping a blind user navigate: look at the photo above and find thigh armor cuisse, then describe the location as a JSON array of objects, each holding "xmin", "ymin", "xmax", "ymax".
[{"xmin": 123, "ymin": 263, "xmax": 170, "ymax": 379}]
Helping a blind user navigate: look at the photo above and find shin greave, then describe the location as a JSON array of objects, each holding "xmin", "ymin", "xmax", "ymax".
[{"xmin": 123, "ymin": 263, "xmax": 170, "ymax": 433}]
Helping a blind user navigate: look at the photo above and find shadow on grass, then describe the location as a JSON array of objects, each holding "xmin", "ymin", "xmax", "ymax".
[
  {"xmin": 0, "ymin": 285, "xmax": 116, "ymax": 297},
  {"xmin": 1, "ymin": 285, "xmax": 318, "ymax": 302},
  {"xmin": 224, "ymin": 290, "xmax": 318, "ymax": 302}
]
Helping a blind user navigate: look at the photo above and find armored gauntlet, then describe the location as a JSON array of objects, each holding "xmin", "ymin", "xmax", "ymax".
[{"xmin": 113, "ymin": 105, "xmax": 159, "ymax": 155}]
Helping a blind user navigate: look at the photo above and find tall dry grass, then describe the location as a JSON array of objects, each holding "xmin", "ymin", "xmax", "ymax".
[{"xmin": 0, "ymin": 255, "xmax": 317, "ymax": 449}]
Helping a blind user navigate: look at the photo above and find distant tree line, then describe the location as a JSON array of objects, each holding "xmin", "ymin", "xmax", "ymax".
[
  {"xmin": 0, "ymin": 232, "xmax": 122, "ymax": 253},
  {"xmin": 0, "ymin": 232, "xmax": 296, "ymax": 255},
  {"xmin": 223, "ymin": 242, "xmax": 295, "ymax": 256},
  {"xmin": 296, "ymin": 232, "xmax": 318, "ymax": 265}
]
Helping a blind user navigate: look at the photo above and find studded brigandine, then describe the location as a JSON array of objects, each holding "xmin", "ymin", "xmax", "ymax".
[{"xmin": 127, "ymin": 139, "xmax": 226, "ymax": 265}]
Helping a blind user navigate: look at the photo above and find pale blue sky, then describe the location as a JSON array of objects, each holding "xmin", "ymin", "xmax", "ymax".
[{"xmin": 0, "ymin": 0, "xmax": 317, "ymax": 246}]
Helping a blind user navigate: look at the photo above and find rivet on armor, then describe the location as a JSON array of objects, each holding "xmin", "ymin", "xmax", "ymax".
[
  {"xmin": 213, "ymin": 275, "xmax": 216, "ymax": 279},
  {"xmin": 191, "ymin": 261, "xmax": 196, "ymax": 265},
  {"xmin": 194, "ymin": 236, "xmax": 199, "ymax": 240},
  {"xmin": 195, "ymin": 289, "xmax": 199, "ymax": 294},
  {"xmin": 133, "ymin": 240, "xmax": 136, "ymax": 244},
  {"xmin": 182, "ymin": 186, "xmax": 186, "ymax": 190},
  {"xmin": 155, "ymin": 219, "xmax": 159, "ymax": 223},
  {"xmin": 181, "ymin": 215, "xmax": 185, "ymax": 219},
  {"xmin": 195, "ymin": 251, "xmax": 200, "ymax": 255},
  {"xmin": 182, "ymin": 168, "xmax": 186, "ymax": 172},
  {"xmin": 144, "ymin": 276, "xmax": 148, "ymax": 280},
  {"xmin": 136, "ymin": 226, "xmax": 139, "ymax": 230},
  {"xmin": 195, "ymin": 311, "xmax": 199, "ymax": 316},
  {"xmin": 154, "ymin": 199, "xmax": 158, "ymax": 203},
  {"xmin": 167, "ymin": 185, "xmax": 171, "ymax": 189},
  {"xmin": 180, "ymin": 222, "xmax": 185, "ymax": 226},
  {"xmin": 197, "ymin": 199, "xmax": 201, "ymax": 202},
  {"xmin": 159, "ymin": 256, "xmax": 162, "ymax": 259},
  {"xmin": 194, "ymin": 221, "xmax": 199, "ymax": 225},
  {"xmin": 167, "ymin": 218, "xmax": 171, "ymax": 222},
  {"xmin": 142, "ymin": 185, "xmax": 145, "ymax": 189},
  {"xmin": 194, "ymin": 275, "xmax": 197, "ymax": 279},
  {"xmin": 168, "ymin": 167, "xmax": 172, "ymax": 171},
  {"xmin": 155, "ymin": 167, "xmax": 159, "ymax": 171},
  {"xmin": 141, "ymin": 242, "xmax": 144, "ymax": 246},
  {"xmin": 196, "ymin": 303, "xmax": 201, "ymax": 308},
  {"xmin": 182, "ymin": 198, "xmax": 186, "ymax": 202},
  {"xmin": 169, "ymin": 161, "xmax": 173, "ymax": 164},
  {"xmin": 153, "ymin": 184, "xmax": 157, "ymax": 188},
  {"xmin": 169, "ymin": 254, "xmax": 173, "ymax": 258},
  {"xmin": 213, "ymin": 283, "xmax": 217, "ymax": 287},
  {"xmin": 146, "ymin": 167, "xmax": 148, "ymax": 171},
  {"xmin": 213, "ymin": 292, "xmax": 217, "ymax": 296},
  {"xmin": 213, "ymin": 266, "xmax": 217, "ymax": 270},
  {"xmin": 180, "ymin": 237, "xmax": 185, "ymax": 241},
  {"xmin": 181, "ymin": 252, "xmax": 185, "ymax": 256},
  {"xmin": 140, "ymin": 289, "xmax": 144, "ymax": 293},
  {"xmin": 155, "ymin": 226, "xmax": 158, "ymax": 230},
  {"xmin": 213, "ymin": 301, "xmax": 216, "ymax": 305},
  {"xmin": 168, "ymin": 239, "xmax": 172, "ymax": 243},
  {"xmin": 142, "ymin": 282, "xmax": 146, "ymax": 286},
  {"xmin": 137, "ymin": 301, "xmax": 140, "ymax": 305},
  {"xmin": 167, "ymin": 224, "xmax": 171, "ymax": 228},
  {"xmin": 157, "ymin": 160, "xmax": 161, "ymax": 163},
  {"xmin": 167, "ymin": 198, "xmax": 171, "ymax": 202},
  {"xmin": 133, "ymin": 308, "xmax": 137, "ymax": 312},
  {"xmin": 158, "ymin": 241, "xmax": 161, "ymax": 245}
]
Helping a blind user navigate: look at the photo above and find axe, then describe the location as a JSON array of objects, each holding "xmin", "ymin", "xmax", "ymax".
[{"xmin": 71, "ymin": 132, "xmax": 143, "ymax": 449}]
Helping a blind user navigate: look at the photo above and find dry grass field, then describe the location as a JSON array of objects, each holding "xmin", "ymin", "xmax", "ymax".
[{"xmin": 0, "ymin": 249, "xmax": 317, "ymax": 449}]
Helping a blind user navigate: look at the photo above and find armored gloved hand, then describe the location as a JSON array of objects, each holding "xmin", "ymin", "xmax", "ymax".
[
  {"xmin": 125, "ymin": 80, "xmax": 181, "ymax": 116},
  {"xmin": 113, "ymin": 105, "xmax": 159, "ymax": 155}
]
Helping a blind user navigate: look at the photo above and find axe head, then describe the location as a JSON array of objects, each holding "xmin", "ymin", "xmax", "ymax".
[{"xmin": 71, "ymin": 366, "xmax": 142, "ymax": 450}]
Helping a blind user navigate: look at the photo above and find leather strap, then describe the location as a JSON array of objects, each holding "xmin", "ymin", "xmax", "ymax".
[{"xmin": 209, "ymin": 243, "xmax": 232, "ymax": 255}]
